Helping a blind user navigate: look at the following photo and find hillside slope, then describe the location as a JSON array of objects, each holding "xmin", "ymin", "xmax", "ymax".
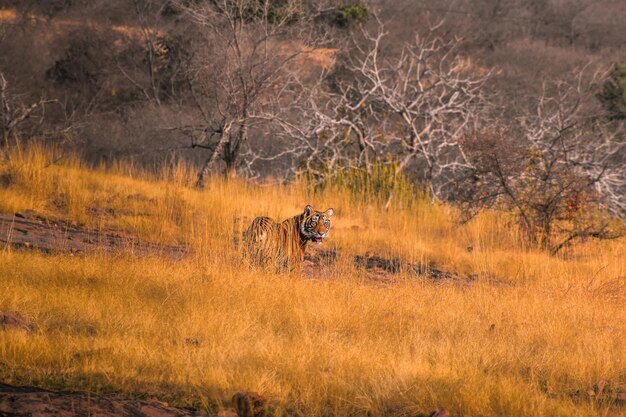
[{"xmin": 0, "ymin": 147, "xmax": 625, "ymax": 417}]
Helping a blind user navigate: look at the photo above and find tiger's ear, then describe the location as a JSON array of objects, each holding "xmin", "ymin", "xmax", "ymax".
[
  {"xmin": 325, "ymin": 208, "xmax": 334, "ymax": 217},
  {"xmin": 304, "ymin": 205, "xmax": 312, "ymax": 216}
]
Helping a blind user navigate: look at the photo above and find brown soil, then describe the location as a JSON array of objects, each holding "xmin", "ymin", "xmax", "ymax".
[
  {"xmin": 0, "ymin": 212, "xmax": 187, "ymax": 259},
  {"xmin": 0, "ymin": 383, "xmax": 211, "ymax": 417},
  {"xmin": 304, "ymin": 247, "xmax": 471, "ymax": 285},
  {"xmin": 0, "ymin": 312, "xmax": 34, "ymax": 334}
]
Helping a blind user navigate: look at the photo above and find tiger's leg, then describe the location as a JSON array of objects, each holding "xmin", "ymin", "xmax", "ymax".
[{"xmin": 246, "ymin": 227, "xmax": 273, "ymax": 269}]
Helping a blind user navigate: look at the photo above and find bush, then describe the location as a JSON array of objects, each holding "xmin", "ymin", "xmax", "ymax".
[
  {"xmin": 597, "ymin": 63, "xmax": 626, "ymax": 120},
  {"xmin": 335, "ymin": 3, "xmax": 369, "ymax": 27},
  {"xmin": 300, "ymin": 160, "xmax": 423, "ymax": 209},
  {"xmin": 458, "ymin": 125, "xmax": 624, "ymax": 253}
]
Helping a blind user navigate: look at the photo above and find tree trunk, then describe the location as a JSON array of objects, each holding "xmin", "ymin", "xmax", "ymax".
[
  {"xmin": 224, "ymin": 156, "xmax": 237, "ymax": 179},
  {"xmin": 195, "ymin": 158, "xmax": 213, "ymax": 189},
  {"xmin": 223, "ymin": 119, "xmax": 248, "ymax": 179},
  {"xmin": 0, "ymin": 131, "xmax": 7, "ymax": 161},
  {"xmin": 195, "ymin": 122, "xmax": 232, "ymax": 188}
]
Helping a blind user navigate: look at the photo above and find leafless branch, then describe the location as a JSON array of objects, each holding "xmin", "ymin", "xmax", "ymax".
[{"xmin": 252, "ymin": 21, "xmax": 489, "ymax": 195}]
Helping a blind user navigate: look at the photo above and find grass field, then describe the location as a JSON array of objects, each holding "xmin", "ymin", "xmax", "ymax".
[{"xmin": 0, "ymin": 145, "xmax": 625, "ymax": 416}]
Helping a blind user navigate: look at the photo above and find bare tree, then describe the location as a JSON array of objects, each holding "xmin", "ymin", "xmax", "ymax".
[
  {"xmin": 458, "ymin": 69, "xmax": 626, "ymax": 252},
  {"xmin": 0, "ymin": 73, "xmax": 54, "ymax": 150},
  {"xmin": 114, "ymin": 0, "xmax": 189, "ymax": 106},
  {"xmin": 174, "ymin": 0, "xmax": 326, "ymax": 186},
  {"xmin": 255, "ymin": 21, "xmax": 489, "ymax": 196}
]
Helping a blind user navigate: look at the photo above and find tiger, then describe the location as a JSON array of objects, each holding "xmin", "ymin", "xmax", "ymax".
[{"xmin": 243, "ymin": 205, "xmax": 334, "ymax": 271}]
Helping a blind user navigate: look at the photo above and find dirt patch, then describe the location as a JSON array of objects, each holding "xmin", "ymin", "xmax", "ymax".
[
  {"xmin": 301, "ymin": 246, "xmax": 471, "ymax": 284},
  {"xmin": 303, "ymin": 247, "xmax": 338, "ymax": 266},
  {"xmin": 0, "ymin": 212, "xmax": 187, "ymax": 259},
  {"xmin": 566, "ymin": 379, "xmax": 626, "ymax": 406},
  {"xmin": 0, "ymin": 172, "xmax": 12, "ymax": 188},
  {"xmin": 231, "ymin": 391, "xmax": 268, "ymax": 417},
  {"xmin": 354, "ymin": 253, "xmax": 456, "ymax": 278},
  {"xmin": 0, "ymin": 311, "xmax": 34, "ymax": 334},
  {"xmin": 0, "ymin": 383, "xmax": 211, "ymax": 417},
  {"xmin": 354, "ymin": 253, "xmax": 472, "ymax": 283}
]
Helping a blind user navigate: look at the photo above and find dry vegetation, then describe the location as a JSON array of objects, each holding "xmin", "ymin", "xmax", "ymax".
[
  {"xmin": 1, "ymin": 0, "xmax": 625, "ymax": 414},
  {"xmin": 0, "ymin": 145, "xmax": 625, "ymax": 417}
]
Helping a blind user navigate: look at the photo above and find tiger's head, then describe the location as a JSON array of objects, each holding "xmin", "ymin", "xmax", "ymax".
[{"xmin": 300, "ymin": 205, "xmax": 334, "ymax": 244}]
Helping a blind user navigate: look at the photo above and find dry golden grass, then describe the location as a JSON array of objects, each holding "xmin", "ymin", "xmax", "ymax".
[{"xmin": 0, "ymin": 145, "xmax": 625, "ymax": 416}]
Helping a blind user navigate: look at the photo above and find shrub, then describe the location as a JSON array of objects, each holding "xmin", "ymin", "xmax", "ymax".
[
  {"xmin": 335, "ymin": 3, "xmax": 369, "ymax": 27},
  {"xmin": 300, "ymin": 159, "xmax": 423, "ymax": 209},
  {"xmin": 597, "ymin": 63, "xmax": 626, "ymax": 120},
  {"xmin": 458, "ymin": 125, "xmax": 624, "ymax": 253}
]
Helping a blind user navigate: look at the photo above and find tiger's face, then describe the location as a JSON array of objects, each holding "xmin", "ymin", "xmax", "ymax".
[{"xmin": 300, "ymin": 205, "xmax": 334, "ymax": 244}]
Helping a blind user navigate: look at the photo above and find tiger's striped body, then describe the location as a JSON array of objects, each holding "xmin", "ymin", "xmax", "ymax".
[{"xmin": 243, "ymin": 205, "xmax": 334, "ymax": 271}]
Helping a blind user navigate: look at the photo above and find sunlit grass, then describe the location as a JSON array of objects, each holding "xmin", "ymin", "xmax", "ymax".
[{"xmin": 0, "ymin": 144, "xmax": 625, "ymax": 416}]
